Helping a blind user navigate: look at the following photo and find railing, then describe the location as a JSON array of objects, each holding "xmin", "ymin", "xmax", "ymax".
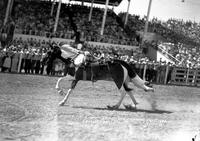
[
  {"xmin": 170, "ymin": 67, "xmax": 200, "ymax": 86},
  {"xmin": 157, "ymin": 45, "xmax": 181, "ymax": 64},
  {"xmin": 131, "ymin": 63, "xmax": 200, "ymax": 87}
]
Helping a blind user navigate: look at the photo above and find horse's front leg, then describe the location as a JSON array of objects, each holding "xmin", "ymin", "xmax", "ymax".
[
  {"xmin": 123, "ymin": 90, "xmax": 138, "ymax": 110},
  {"xmin": 59, "ymin": 88, "xmax": 73, "ymax": 106},
  {"xmin": 59, "ymin": 80, "xmax": 78, "ymax": 106},
  {"xmin": 56, "ymin": 76, "xmax": 69, "ymax": 95},
  {"xmin": 123, "ymin": 79, "xmax": 138, "ymax": 110},
  {"xmin": 107, "ymin": 89, "xmax": 126, "ymax": 110}
]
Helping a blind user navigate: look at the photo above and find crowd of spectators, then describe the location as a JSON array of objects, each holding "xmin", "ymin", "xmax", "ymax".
[
  {"xmin": 0, "ymin": 39, "xmax": 167, "ymax": 84},
  {"xmin": 0, "ymin": 38, "xmax": 47, "ymax": 74},
  {"xmin": 0, "ymin": 37, "xmax": 142, "ymax": 74},
  {"xmin": 11, "ymin": 1, "xmax": 137, "ymax": 46},
  {"xmin": 0, "ymin": 36, "xmax": 199, "ymax": 85},
  {"xmin": 2, "ymin": 2, "xmax": 197, "ymax": 51},
  {"xmin": 1, "ymin": 0, "xmax": 200, "ymax": 85},
  {"xmin": 1, "ymin": 1, "xmax": 200, "ymax": 47},
  {"xmin": 118, "ymin": 13, "xmax": 200, "ymax": 68}
]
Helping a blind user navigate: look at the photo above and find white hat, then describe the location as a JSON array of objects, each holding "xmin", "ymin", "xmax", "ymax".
[{"xmin": 77, "ymin": 44, "xmax": 83, "ymax": 50}]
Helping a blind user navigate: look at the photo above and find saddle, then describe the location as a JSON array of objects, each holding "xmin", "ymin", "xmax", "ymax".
[
  {"xmin": 85, "ymin": 57, "xmax": 108, "ymax": 82},
  {"xmin": 86, "ymin": 61, "xmax": 101, "ymax": 82},
  {"xmin": 71, "ymin": 51, "xmax": 106, "ymax": 82}
]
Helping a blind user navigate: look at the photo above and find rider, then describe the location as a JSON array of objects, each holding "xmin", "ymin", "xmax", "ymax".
[
  {"xmin": 72, "ymin": 30, "xmax": 95, "ymax": 63},
  {"xmin": 72, "ymin": 30, "xmax": 86, "ymax": 50}
]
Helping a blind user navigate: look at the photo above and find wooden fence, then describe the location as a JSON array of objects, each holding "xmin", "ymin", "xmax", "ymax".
[{"xmin": 170, "ymin": 67, "xmax": 200, "ymax": 86}]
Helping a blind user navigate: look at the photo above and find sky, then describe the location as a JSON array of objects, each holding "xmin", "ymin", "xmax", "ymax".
[
  {"xmin": 68, "ymin": 0, "xmax": 200, "ymax": 22},
  {"xmin": 114, "ymin": 0, "xmax": 200, "ymax": 22}
]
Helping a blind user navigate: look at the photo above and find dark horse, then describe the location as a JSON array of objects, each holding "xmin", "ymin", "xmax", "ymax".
[{"xmin": 48, "ymin": 44, "xmax": 154, "ymax": 109}]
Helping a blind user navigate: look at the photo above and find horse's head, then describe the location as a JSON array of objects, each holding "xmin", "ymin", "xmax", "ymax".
[
  {"xmin": 46, "ymin": 44, "xmax": 72, "ymax": 68},
  {"xmin": 46, "ymin": 44, "xmax": 62, "ymax": 63},
  {"xmin": 52, "ymin": 44, "xmax": 62, "ymax": 58}
]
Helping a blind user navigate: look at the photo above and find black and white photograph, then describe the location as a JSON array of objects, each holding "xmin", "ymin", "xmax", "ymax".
[{"xmin": 0, "ymin": 0, "xmax": 200, "ymax": 140}]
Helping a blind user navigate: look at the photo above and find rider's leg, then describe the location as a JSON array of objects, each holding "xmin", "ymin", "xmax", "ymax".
[{"xmin": 107, "ymin": 88, "xmax": 126, "ymax": 109}]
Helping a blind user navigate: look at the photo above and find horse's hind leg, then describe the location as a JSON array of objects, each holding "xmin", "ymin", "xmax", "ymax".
[
  {"xmin": 125, "ymin": 90, "xmax": 138, "ymax": 109},
  {"xmin": 107, "ymin": 88, "xmax": 126, "ymax": 109},
  {"xmin": 123, "ymin": 81, "xmax": 138, "ymax": 109},
  {"xmin": 59, "ymin": 79, "xmax": 78, "ymax": 106},
  {"xmin": 131, "ymin": 75, "xmax": 154, "ymax": 92}
]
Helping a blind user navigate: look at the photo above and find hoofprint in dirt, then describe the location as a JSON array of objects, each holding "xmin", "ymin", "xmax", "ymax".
[{"xmin": 0, "ymin": 73, "xmax": 200, "ymax": 141}]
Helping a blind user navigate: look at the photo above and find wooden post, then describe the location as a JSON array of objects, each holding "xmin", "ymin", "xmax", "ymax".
[
  {"xmin": 141, "ymin": 0, "xmax": 153, "ymax": 45},
  {"xmin": 185, "ymin": 67, "xmax": 190, "ymax": 84},
  {"xmin": 88, "ymin": 0, "xmax": 94, "ymax": 22},
  {"xmin": 192, "ymin": 68, "xmax": 197, "ymax": 86},
  {"xmin": 53, "ymin": 0, "xmax": 62, "ymax": 33},
  {"xmin": 124, "ymin": 0, "xmax": 131, "ymax": 26},
  {"xmin": 4, "ymin": 0, "xmax": 12, "ymax": 25},
  {"xmin": 164, "ymin": 65, "xmax": 169, "ymax": 84},
  {"xmin": 83, "ymin": 70, "xmax": 87, "ymax": 80},
  {"xmin": 100, "ymin": 0, "xmax": 109, "ymax": 35},
  {"xmin": 50, "ymin": 0, "xmax": 55, "ymax": 16},
  {"xmin": 9, "ymin": 0, "xmax": 14, "ymax": 16},
  {"xmin": 17, "ymin": 53, "xmax": 22, "ymax": 73},
  {"xmin": 143, "ymin": 63, "xmax": 147, "ymax": 80}
]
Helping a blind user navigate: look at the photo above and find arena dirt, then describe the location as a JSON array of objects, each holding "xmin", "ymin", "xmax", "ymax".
[{"xmin": 0, "ymin": 73, "xmax": 200, "ymax": 141}]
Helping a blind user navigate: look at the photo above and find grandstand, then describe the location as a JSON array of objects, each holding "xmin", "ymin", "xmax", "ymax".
[{"xmin": 0, "ymin": 0, "xmax": 200, "ymax": 86}]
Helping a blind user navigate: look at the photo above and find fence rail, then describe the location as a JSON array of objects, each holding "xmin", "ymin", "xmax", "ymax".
[{"xmin": 168, "ymin": 67, "xmax": 200, "ymax": 86}]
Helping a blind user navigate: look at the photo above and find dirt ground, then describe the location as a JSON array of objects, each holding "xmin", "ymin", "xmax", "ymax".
[{"xmin": 0, "ymin": 73, "xmax": 200, "ymax": 141}]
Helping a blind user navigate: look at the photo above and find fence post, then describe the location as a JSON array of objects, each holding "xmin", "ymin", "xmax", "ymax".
[
  {"xmin": 164, "ymin": 65, "xmax": 169, "ymax": 84},
  {"xmin": 143, "ymin": 63, "xmax": 147, "ymax": 81},
  {"xmin": 185, "ymin": 67, "xmax": 190, "ymax": 85},
  {"xmin": 193, "ymin": 68, "xmax": 197, "ymax": 86},
  {"xmin": 17, "ymin": 53, "xmax": 22, "ymax": 73},
  {"xmin": 196, "ymin": 69, "xmax": 200, "ymax": 86}
]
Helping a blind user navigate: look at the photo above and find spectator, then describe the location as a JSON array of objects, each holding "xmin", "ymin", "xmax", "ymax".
[{"xmin": 2, "ymin": 51, "xmax": 12, "ymax": 72}]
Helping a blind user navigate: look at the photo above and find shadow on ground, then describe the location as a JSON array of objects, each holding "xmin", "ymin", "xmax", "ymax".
[{"xmin": 72, "ymin": 105, "xmax": 173, "ymax": 114}]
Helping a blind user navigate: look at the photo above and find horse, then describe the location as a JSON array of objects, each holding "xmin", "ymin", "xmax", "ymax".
[{"xmin": 48, "ymin": 44, "xmax": 154, "ymax": 109}]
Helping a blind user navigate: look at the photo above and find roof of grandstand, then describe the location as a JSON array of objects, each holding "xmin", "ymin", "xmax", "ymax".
[
  {"xmin": 20, "ymin": 0, "xmax": 122, "ymax": 6},
  {"xmin": 71, "ymin": 0, "xmax": 122, "ymax": 6}
]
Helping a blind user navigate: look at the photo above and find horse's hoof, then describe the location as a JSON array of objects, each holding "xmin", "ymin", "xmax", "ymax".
[
  {"xmin": 107, "ymin": 105, "xmax": 119, "ymax": 110},
  {"xmin": 58, "ymin": 90, "xmax": 65, "ymax": 95},
  {"xmin": 150, "ymin": 88, "xmax": 155, "ymax": 92},
  {"xmin": 59, "ymin": 101, "xmax": 65, "ymax": 106},
  {"xmin": 124, "ymin": 104, "xmax": 137, "ymax": 110}
]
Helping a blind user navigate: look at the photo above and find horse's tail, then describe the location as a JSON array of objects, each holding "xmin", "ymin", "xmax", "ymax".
[
  {"xmin": 131, "ymin": 75, "xmax": 154, "ymax": 92},
  {"xmin": 113, "ymin": 59, "xmax": 154, "ymax": 92}
]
